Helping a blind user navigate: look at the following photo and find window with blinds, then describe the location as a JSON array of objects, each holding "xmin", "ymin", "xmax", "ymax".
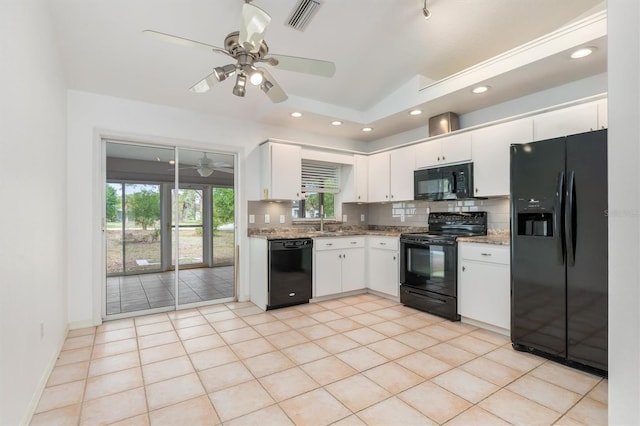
[{"xmin": 301, "ymin": 160, "xmax": 340, "ymax": 193}]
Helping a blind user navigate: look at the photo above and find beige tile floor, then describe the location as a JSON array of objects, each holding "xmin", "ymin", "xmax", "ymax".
[{"xmin": 31, "ymin": 294, "xmax": 608, "ymax": 425}]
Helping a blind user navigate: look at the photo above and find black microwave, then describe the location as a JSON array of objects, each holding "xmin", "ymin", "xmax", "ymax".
[{"xmin": 414, "ymin": 163, "xmax": 474, "ymax": 201}]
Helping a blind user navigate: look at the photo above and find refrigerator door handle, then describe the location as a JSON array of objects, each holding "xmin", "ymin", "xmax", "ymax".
[
  {"xmin": 557, "ymin": 171, "xmax": 565, "ymax": 265},
  {"xmin": 565, "ymin": 170, "xmax": 576, "ymax": 266}
]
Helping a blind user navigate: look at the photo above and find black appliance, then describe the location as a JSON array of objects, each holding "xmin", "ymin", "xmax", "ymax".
[
  {"xmin": 400, "ymin": 211, "xmax": 487, "ymax": 320},
  {"xmin": 268, "ymin": 238, "xmax": 313, "ymax": 310},
  {"xmin": 414, "ymin": 162, "xmax": 474, "ymax": 201},
  {"xmin": 510, "ymin": 129, "xmax": 607, "ymax": 373}
]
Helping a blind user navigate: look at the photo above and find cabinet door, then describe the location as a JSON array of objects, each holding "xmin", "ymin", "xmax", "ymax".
[
  {"xmin": 533, "ymin": 102, "xmax": 598, "ymax": 141},
  {"xmin": 597, "ymin": 98, "xmax": 608, "ymax": 130},
  {"xmin": 354, "ymin": 154, "xmax": 369, "ymax": 202},
  {"xmin": 341, "ymin": 248, "xmax": 366, "ymax": 292},
  {"xmin": 368, "ymin": 248, "xmax": 399, "ymax": 297},
  {"xmin": 415, "ymin": 140, "xmax": 442, "ymax": 169},
  {"xmin": 314, "ymin": 250, "xmax": 342, "ymax": 297},
  {"xmin": 263, "ymin": 143, "xmax": 301, "ymax": 200},
  {"xmin": 440, "ymin": 132, "xmax": 472, "ymax": 164},
  {"xmin": 458, "ymin": 260, "xmax": 510, "ymax": 330},
  {"xmin": 472, "ymin": 118, "xmax": 533, "ymax": 197},
  {"xmin": 389, "ymin": 146, "xmax": 415, "ymax": 201},
  {"xmin": 367, "ymin": 152, "xmax": 390, "ymax": 202}
]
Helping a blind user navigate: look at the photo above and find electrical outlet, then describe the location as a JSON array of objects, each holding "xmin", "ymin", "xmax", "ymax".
[
  {"xmin": 264, "ymin": 214, "xmax": 270, "ymax": 224},
  {"xmin": 360, "ymin": 214, "xmax": 365, "ymax": 222},
  {"xmin": 249, "ymin": 214, "xmax": 255, "ymax": 224},
  {"xmin": 342, "ymin": 215, "xmax": 347, "ymax": 222},
  {"xmin": 279, "ymin": 215, "xmax": 285, "ymax": 224}
]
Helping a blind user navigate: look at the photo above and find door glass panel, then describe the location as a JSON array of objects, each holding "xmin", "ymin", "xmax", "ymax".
[
  {"xmin": 105, "ymin": 141, "xmax": 174, "ymax": 316},
  {"xmin": 175, "ymin": 148, "xmax": 236, "ymax": 307}
]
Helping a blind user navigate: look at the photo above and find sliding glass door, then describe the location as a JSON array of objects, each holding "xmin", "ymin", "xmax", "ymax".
[{"xmin": 104, "ymin": 142, "xmax": 235, "ymax": 319}]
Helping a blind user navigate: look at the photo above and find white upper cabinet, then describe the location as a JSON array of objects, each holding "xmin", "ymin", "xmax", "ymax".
[
  {"xmin": 367, "ymin": 146, "xmax": 415, "ymax": 203},
  {"xmin": 260, "ymin": 142, "xmax": 301, "ymax": 200},
  {"xmin": 472, "ymin": 118, "xmax": 533, "ymax": 197},
  {"xmin": 415, "ymin": 132, "xmax": 472, "ymax": 169},
  {"xmin": 352, "ymin": 154, "xmax": 369, "ymax": 202},
  {"xmin": 533, "ymin": 102, "xmax": 599, "ymax": 141},
  {"xmin": 367, "ymin": 152, "xmax": 391, "ymax": 202},
  {"xmin": 389, "ymin": 146, "xmax": 415, "ymax": 202}
]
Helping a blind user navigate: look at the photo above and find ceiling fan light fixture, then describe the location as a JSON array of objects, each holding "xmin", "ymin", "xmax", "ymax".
[
  {"xmin": 197, "ymin": 166, "xmax": 214, "ymax": 177},
  {"xmin": 232, "ymin": 73, "xmax": 247, "ymax": 97},
  {"xmin": 213, "ymin": 64, "xmax": 236, "ymax": 82},
  {"xmin": 249, "ymin": 69, "xmax": 264, "ymax": 85},
  {"xmin": 260, "ymin": 79, "xmax": 274, "ymax": 94}
]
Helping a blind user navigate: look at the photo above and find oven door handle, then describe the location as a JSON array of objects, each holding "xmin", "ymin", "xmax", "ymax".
[{"xmin": 404, "ymin": 289, "xmax": 447, "ymax": 304}]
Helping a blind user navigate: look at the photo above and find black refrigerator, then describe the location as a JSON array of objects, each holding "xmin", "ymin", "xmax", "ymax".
[{"xmin": 510, "ymin": 129, "xmax": 607, "ymax": 373}]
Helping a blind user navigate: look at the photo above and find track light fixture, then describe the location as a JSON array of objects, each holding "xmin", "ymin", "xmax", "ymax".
[{"xmin": 422, "ymin": 0, "xmax": 431, "ymax": 19}]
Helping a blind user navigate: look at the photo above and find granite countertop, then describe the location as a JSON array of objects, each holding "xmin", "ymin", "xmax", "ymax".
[
  {"xmin": 248, "ymin": 226, "xmax": 427, "ymax": 240},
  {"xmin": 457, "ymin": 234, "xmax": 510, "ymax": 246}
]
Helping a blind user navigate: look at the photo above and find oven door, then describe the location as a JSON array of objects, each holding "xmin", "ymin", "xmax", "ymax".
[{"xmin": 400, "ymin": 239, "xmax": 457, "ymax": 297}]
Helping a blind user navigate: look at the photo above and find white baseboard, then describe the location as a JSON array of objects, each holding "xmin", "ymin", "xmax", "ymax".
[
  {"xmin": 21, "ymin": 331, "xmax": 68, "ymax": 425},
  {"xmin": 68, "ymin": 319, "xmax": 101, "ymax": 330}
]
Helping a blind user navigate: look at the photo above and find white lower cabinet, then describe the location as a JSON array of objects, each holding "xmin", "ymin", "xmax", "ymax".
[
  {"xmin": 458, "ymin": 242, "xmax": 510, "ymax": 333},
  {"xmin": 314, "ymin": 237, "xmax": 366, "ymax": 297},
  {"xmin": 367, "ymin": 237, "xmax": 399, "ymax": 297}
]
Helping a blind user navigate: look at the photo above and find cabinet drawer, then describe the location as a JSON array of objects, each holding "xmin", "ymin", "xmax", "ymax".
[
  {"xmin": 368, "ymin": 236, "xmax": 399, "ymax": 251},
  {"xmin": 314, "ymin": 236, "xmax": 365, "ymax": 251},
  {"xmin": 459, "ymin": 243, "xmax": 509, "ymax": 264}
]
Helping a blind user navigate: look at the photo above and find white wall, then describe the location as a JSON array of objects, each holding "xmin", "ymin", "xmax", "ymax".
[
  {"xmin": 66, "ymin": 90, "xmax": 366, "ymax": 326},
  {"xmin": 0, "ymin": 1, "xmax": 68, "ymax": 424},
  {"xmin": 607, "ymin": 1, "xmax": 640, "ymax": 424}
]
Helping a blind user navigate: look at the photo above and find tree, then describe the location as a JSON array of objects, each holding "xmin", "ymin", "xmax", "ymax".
[
  {"xmin": 212, "ymin": 188, "xmax": 234, "ymax": 229},
  {"xmin": 127, "ymin": 189, "xmax": 160, "ymax": 230},
  {"xmin": 105, "ymin": 184, "xmax": 120, "ymax": 222}
]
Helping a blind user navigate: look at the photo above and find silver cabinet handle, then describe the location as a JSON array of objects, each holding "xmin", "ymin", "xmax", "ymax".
[
  {"xmin": 326, "ymin": 243, "xmax": 333, "ymax": 246},
  {"xmin": 393, "ymin": 256, "xmax": 396, "ymax": 260},
  {"xmin": 481, "ymin": 253, "xmax": 492, "ymax": 256},
  {"xmin": 380, "ymin": 242, "xmax": 387, "ymax": 246},
  {"xmin": 350, "ymin": 241, "xmax": 358, "ymax": 245},
  {"xmin": 462, "ymin": 266, "xmax": 466, "ymax": 271}
]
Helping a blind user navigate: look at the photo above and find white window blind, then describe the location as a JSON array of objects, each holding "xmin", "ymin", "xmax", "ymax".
[{"xmin": 301, "ymin": 160, "xmax": 340, "ymax": 193}]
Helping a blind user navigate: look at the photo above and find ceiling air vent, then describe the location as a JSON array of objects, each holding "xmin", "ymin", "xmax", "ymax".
[{"xmin": 286, "ymin": 0, "xmax": 322, "ymax": 31}]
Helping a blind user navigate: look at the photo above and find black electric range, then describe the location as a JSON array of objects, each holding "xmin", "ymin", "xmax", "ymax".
[{"xmin": 399, "ymin": 212, "xmax": 487, "ymax": 320}]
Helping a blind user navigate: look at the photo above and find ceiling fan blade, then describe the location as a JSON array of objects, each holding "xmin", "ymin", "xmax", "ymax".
[
  {"xmin": 189, "ymin": 72, "xmax": 218, "ymax": 93},
  {"xmin": 239, "ymin": 2, "xmax": 271, "ymax": 53},
  {"xmin": 213, "ymin": 167, "xmax": 234, "ymax": 174},
  {"xmin": 143, "ymin": 30, "xmax": 229, "ymax": 56},
  {"xmin": 258, "ymin": 68, "xmax": 288, "ymax": 103},
  {"xmin": 266, "ymin": 54, "xmax": 335, "ymax": 77}
]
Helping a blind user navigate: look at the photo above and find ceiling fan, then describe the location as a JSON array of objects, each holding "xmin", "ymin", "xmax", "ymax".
[
  {"xmin": 173, "ymin": 153, "xmax": 233, "ymax": 177},
  {"xmin": 143, "ymin": 0, "xmax": 336, "ymax": 103}
]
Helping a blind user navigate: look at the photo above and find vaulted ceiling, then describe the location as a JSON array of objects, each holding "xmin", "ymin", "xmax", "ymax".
[{"xmin": 48, "ymin": 0, "xmax": 606, "ymax": 141}]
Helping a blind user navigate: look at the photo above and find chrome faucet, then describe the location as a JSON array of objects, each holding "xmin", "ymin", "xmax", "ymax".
[{"xmin": 319, "ymin": 205, "xmax": 325, "ymax": 232}]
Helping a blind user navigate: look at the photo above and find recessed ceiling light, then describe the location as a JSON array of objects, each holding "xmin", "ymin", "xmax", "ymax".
[
  {"xmin": 472, "ymin": 85, "xmax": 490, "ymax": 94},
  {"xmin": 290, "ymin": 112, "xmax": 303, "ymax": 118},
  {"xmin": 362, "ymin": 127, "xmax": 373, "ymax": 132},
  {"xmin": 570, "ymin": 47, "xmax": 595, "ymax": 59},
  {"xmin": 409, "ymin": 109, "xmax": 423, "ymax": 116},
  {"xmin": 331, "ymin": 120, "xmax": 343, "ymax": 126}
]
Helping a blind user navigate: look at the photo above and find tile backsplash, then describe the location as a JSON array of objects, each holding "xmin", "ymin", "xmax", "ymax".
[
  {"xmin": 365, "ymin": 197, "xmax": 510, "ymax": 231},
  {"xmin": 247, "ymin": 198, "xmax": 509, "ymax": 231}
]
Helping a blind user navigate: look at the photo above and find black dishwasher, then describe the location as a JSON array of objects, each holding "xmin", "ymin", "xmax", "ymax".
[{"xmin": 268, "ymin": 238, "xmax": 313, "ymax": 310}]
